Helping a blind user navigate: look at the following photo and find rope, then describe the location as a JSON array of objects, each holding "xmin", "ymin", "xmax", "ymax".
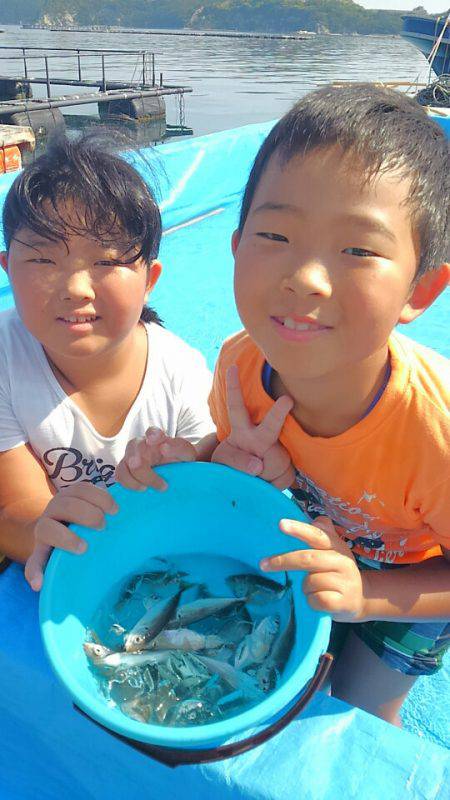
[
  {"xmin": 428, "ymin": 13, "xmax": 450, "ymax": 81},
  {"xmin": 415, "ymin": 74, "xmax": 450, "ymax": 108}
]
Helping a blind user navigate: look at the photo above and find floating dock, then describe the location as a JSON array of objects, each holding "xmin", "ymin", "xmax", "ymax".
[{"xmin": 22, "ymin": 25, "xmax": 316, "ymax": 41}]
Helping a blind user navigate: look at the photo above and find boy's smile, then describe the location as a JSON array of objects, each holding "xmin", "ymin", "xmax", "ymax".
[{"xmin": 233, "ymin": 146, "xmax": 421, "ymax": 393}]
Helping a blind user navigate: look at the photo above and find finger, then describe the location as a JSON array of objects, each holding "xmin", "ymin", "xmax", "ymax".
[
  {"xmin": 35, "ymin": 517, "xmax": 88, "ymax": 554},
  {"xmin": 211, "ymin": 440, "xmax": 263, "ymax": 476},
  {"xmin": 115, "ymin": 459, "xmax": 149, "ymax": 492},
  {"xmin": 25, "ymin": 542, "xmax": 52, "ymax": 592},
  {"xmin": 279, "ymin": 517, "xmax": 342, "ymax": 551},
  {"xmin": 306, "ymin": 591, "xmax": 344, "ymax": 615},
  {"xmin": 270, "ymin": 463, "xmax": 296, "ymax": 491},
  {"xmin": 54, "ymin": 482, "xmax": 119, "ymax": 515},
  {"xmin": 260, "ymin": 549, "xmax": 342, "ymax": 573},
  {"xmin": 159, "ymin": 439, "xmax": 197, "ymax": 464},
  {"xmin": 259, "ymin": 442, "xmax": 293, "ymax": 483},
  {"xmin": 226, "ymin": 365, "xmax": 252, "ymax": 431},
  {"xmin": 126, "ymin": 439, "xmax": 168, "ymax": 491},
  {"xmin": 255, "ymin": 395, "xmax": 293, "ymax": 450},
  {"xmin": 44, "ymin": 496, "xmax": 108, "ymax": 530},
  {"xmin": 302, "ymin": 571, "xmax": 344, "ymax": 596}
]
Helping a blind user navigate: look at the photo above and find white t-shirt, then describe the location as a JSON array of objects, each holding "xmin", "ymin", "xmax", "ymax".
[{"xmin": 0, "ymin": 309, "xmax": 214, "ymax": 489}]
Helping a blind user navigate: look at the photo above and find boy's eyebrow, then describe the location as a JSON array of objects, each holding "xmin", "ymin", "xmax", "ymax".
[
  {"xmin": 252, "ymin": 202, "xmax": 302, "ymax": 215},
  {"xmin": 340, "ymin": 214, "xmax": 398, "ymax": 244}
]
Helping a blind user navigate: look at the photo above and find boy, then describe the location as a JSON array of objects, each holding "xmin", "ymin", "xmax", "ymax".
[{"xmin": 207, "ymin": 83, "xmax": 450, "ymax": 725}]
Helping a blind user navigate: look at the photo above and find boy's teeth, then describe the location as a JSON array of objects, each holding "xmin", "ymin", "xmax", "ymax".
[{"xmin": 283, "ymin": 317, "xmax": 313, "ymax": 331}]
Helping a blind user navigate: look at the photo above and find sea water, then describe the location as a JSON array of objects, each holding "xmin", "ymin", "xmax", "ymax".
[{"xmin": 85, "ymin": 553, "xmax": 295, "ymax": 727}]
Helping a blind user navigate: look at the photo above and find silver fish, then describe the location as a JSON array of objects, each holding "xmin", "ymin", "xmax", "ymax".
[
  {"xmin": 145, "ymin": 628, "xmax": 224, "ymax": 652},
  {"xmin": 234, "ymin": 615, "xmax": 280, "ymax": 669},
  {"xmin": 257, "ymin": 593, "xmax": 296, "ymax": 692},
  {"xmin": 124, "ymin": 588, "xmax": 184, "ymax": 652},
  {"xmin": 227, "ymin": 572, "xmax": 291, "ymax": 605},
  {"xmin": 83, "ymin": 642, "xmax": 175, "ymax": 672},
  {"xmin": 195, "ymin": 655, "xmax": 263, "ymax": 699},
  {"xmin": 168, "ymin": 597, "xmax": 246, "ymax": 627}
]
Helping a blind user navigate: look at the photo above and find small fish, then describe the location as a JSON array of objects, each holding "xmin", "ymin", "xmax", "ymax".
[
  {"xmin": 257, "ymin": 593, "xmax": 296, "ymax": 692},
  {"xmin": 227, "ymin": 572, "xmax": 291, "ymax": 605},
  {"xmin": 146, "ymin": 628, "xmax": 224, "ymax": 652},
  {"xmin": 124, "ymin": 588, "xmax": 184, "ymax": 652},
  {"xmin": 168, "ymin": 597, "xmax": 246, "ymax": 627},
  {"xmin": 196, "ymin": 655, "xmax": 263, "ymax": 699},
  {"xmin": 83, "ymin": 642, "xmax": 175, "ymax": 672},
  {"xmin": 165, "ymin": 698, "xmax": 215, "ymax": 726},
  {"xmin": 234, "ymin": 615, "xmax": 280, "ymax": 669}
]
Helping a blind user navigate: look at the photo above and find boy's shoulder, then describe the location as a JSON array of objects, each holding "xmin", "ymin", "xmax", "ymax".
[
  {"xmin": 217, "ymin": 330, "xmax": 263, "ymax": 372},
  {"xmin": 391, "ymin": 332, "xmax": 449, "ymax": 416},
  {"xmin": 0, "ymin": 308, "xmax": 31, "ymax": 355}
]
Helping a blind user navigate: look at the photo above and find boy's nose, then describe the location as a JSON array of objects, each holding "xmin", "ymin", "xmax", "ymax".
[
  {"xmin": 60, "ymin": 270, "xmax": 95, "ymax": 301},
  {"xmin": 281, "ymin": 260, "xmax": 332, "ymax": 298}
]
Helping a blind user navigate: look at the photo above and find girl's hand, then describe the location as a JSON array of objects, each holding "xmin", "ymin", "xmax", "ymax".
[
  {"xmin": 25, "ymin": 483, "xmax": 119, "ymax": 592},
  {"xmin": 115, "ymin": 427, "xmax": 197, "ymax": 492},
  {"xmin": 211, "ymin": 365, "xmax": 295, "ymax": 490},
  {"xmin": 260, "ymin": 516, "xmax": 367, "ymax": 622}
]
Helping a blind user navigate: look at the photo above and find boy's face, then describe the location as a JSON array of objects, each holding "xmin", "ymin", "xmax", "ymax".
[
  {"xmin": 233, "ymin": 146, "xmax": 426, "ymax": 382},
  {"xmin": 1, "ymin": 208, "xmax": 161, "ymax": 361}
]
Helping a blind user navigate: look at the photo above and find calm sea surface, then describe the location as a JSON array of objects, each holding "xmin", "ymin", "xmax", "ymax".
[{"xmin": 0, "ymin": 24, "xmax": 433, "ymax": 136}]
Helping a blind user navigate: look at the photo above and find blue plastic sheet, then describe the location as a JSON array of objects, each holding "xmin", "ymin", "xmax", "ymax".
[{"xmin": 0, "ymin": 118, "xmax": 449, "ymax": 798}]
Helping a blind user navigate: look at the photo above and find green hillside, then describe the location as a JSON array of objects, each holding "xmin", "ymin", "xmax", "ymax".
[{"xmin": 0, "ymin": 0, "xmax": 436, "ymax": 35}]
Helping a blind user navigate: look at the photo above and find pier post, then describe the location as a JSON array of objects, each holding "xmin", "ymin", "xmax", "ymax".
[
  {"xmin": 77, "ymin": 50, "xmax": 82, "ymax": 82},
  {"xmin": 44, "ymin": 56, "xmax": 51, "ymax": 98},
  {"xmin": 101, "ymin": 54, "xmax": 106, "ymax": 93}
]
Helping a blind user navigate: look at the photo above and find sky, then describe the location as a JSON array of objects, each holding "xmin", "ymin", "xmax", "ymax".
[{"xmin": 357, "ymin": 1, "xmax": 448, "ymax": 11}]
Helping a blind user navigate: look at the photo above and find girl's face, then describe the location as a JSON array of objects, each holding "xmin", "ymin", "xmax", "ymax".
[{"xmin": 1, "ymin": 224, "xmax": 161, "ymax": 361}]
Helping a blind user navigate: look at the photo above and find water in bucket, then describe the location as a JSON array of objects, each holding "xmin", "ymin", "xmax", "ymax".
[{"xmin": 84, "ymin": 552, "xmax": 295, "ymax": 728}]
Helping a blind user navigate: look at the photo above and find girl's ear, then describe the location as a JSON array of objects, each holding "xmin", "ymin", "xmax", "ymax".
[
  {"xmin": 144, "ymin": 260, "xmax": 162, "ymax": 300},
  {"xmin": 398, "ymin": 263, "xmax": 450, "ymax": 324},
  {"xmin": 231, "ymin": 229, "xmax": 241, "ymax": 257},
  {"xmin": 0, "ymin": 252, "xmax": 8, "ymax": 273}
]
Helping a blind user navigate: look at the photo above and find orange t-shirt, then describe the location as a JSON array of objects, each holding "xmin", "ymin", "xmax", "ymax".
[{"xmin": 209, "ymin": 330, "xmax": 450, "ymax": 565}]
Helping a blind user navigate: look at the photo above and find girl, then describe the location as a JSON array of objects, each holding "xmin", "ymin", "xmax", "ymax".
[{"xmin": 0, "ymin": 130, "xmax": 215, "ymax": 589}]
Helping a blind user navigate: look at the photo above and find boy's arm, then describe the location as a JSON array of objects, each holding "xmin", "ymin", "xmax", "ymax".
[
  {"xmin": 261, "ymin": 516, "xmax": 450, "ymax": 623},
  {"xmin": 359, "ymin": 549, "xmax": 450, "ymax": 622}
]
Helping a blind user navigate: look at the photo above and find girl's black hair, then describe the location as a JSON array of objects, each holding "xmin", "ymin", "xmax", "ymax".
[
  {"xmin": 239, "ymin": 83, "xmax": 449, "ymax": 278},
  {"xmin": 2, "ymin": 128, "xmax": 163, "ymax": 324}
]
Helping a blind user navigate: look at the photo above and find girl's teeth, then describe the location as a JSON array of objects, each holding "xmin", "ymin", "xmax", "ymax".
[
  {"xmin": 283, "ymin": 317, "xmax": 313, "ymax": 331},
  {"xmin": 65, "ymin": 316, "xmax": 96, "ymax": 323}
]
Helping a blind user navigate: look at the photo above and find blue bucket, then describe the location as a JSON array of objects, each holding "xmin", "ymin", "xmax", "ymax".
[{"xmin": 40, "ymin": 463, "xmax": 331, "ymax": 763}]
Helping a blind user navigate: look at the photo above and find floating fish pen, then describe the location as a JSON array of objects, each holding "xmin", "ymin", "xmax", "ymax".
[
  {"xmin": 22, "ymin": 25, "xmax": 316, "ymax": 41},
  {"xmin": 0, "ymin": 46, "xmax": 193, "ymax": 146}
]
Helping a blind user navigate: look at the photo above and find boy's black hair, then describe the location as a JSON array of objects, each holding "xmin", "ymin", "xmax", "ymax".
[
  {"xmin": 239, "ymin": 83, "xmax": 449, "ymax": 277},
  {"xmin": 2, "ymin": 128, "xmax": 163, "ymax": 324}
]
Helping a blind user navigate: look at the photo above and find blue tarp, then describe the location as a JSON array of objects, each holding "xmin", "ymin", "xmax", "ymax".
[{"xmin": 0, "ymin": 118, "xmax": 449, "ymax": 798}]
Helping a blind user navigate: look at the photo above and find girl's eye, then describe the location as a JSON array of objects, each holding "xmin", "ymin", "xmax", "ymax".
[
  {"xmin": 343, "ymin": 247, "xmax": 378, "ymax": 257},
  {"xmin": 256, "ymin": 232, "xmax": 289, "ymax": 243}
]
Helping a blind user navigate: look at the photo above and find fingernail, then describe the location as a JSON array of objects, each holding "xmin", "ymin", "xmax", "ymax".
[
  {"xmin": 76, "ymin": 542, "xmax": 87, "ymax": 554},
  {"xmin": 160, "ymin": 443, "xmax": 171, "ymax": 456},
  {"xmin": 146, "ymin": 429, "xmax": 162, "ymax": 444},
  {"xmin": 31, "ymin": 578, "xmax": 41, "ymax": 591},
  {"xmin": 260, "ymin": 559, "xmax": 270, "ymax": 571},
  {"xmin": 155, "ymin": 481, "xmax": 168, "ymax": 492},
  {"xmin": 109, "ymin": 504, "xmax": 119, "ymax": 515},
  {"xmin": 248, "ymin": 457, "xmax": 262, "ymax": 475},
  {"xmin": 128, "ymin": 455, "xmax": 141, "ymax": 469}
]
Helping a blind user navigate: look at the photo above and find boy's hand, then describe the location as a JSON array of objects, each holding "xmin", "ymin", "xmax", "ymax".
[
  {"xmin": 260, "ymin": 516, "xmax": 366, "ymax": 623},
  {"xmin": 115, "ymin": 427, "xmax": 197, "ymax": 492},
  {"xmin": 25, "ymin": 483, "xmax": 119, "ymax": 592},
  {"xmin": 211, "ymin": 365, "xmax": 295, "ymax": 489}
]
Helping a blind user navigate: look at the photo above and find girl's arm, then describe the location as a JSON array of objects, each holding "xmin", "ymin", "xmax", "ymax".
[{"xmin": 0, "ymin": 445, "xmax": 55, "ymax": 562}]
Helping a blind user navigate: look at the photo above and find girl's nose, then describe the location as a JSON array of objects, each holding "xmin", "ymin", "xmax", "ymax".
[
  {"xmin": 60, "ymin": 270, "xmax": 95, "ymax": 301},
  {"xmin": 281, "ymin": 260, "xmax": 332, "ymax": 299}
]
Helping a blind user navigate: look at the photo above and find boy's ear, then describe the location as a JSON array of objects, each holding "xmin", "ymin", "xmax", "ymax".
[
  {"xmin": 398, "ymin": 263, "xmax": 449, "ymax": 324},
  {"xmin": 0, "ymin": 252, "xmax": 8, "ymax": 273},
  {"xmin": 231, "ymin": 229, "xmax": 241, "ymax": 257},
  {"xmin": 144, "ymin": 260, "xmax": 162, "ymax": 299}
]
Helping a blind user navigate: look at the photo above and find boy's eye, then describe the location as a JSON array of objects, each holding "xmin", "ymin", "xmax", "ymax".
[
  {"xmin": 26, "ymin": 258, "xmax": 55, "ymax": 264},
  {"xmin": 256, "ymin": 232, "xmax": 289, "ymax": 243},
  {"xmin": 343, "ymin": 247, "xmax": 378, "ymax": 258}
]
